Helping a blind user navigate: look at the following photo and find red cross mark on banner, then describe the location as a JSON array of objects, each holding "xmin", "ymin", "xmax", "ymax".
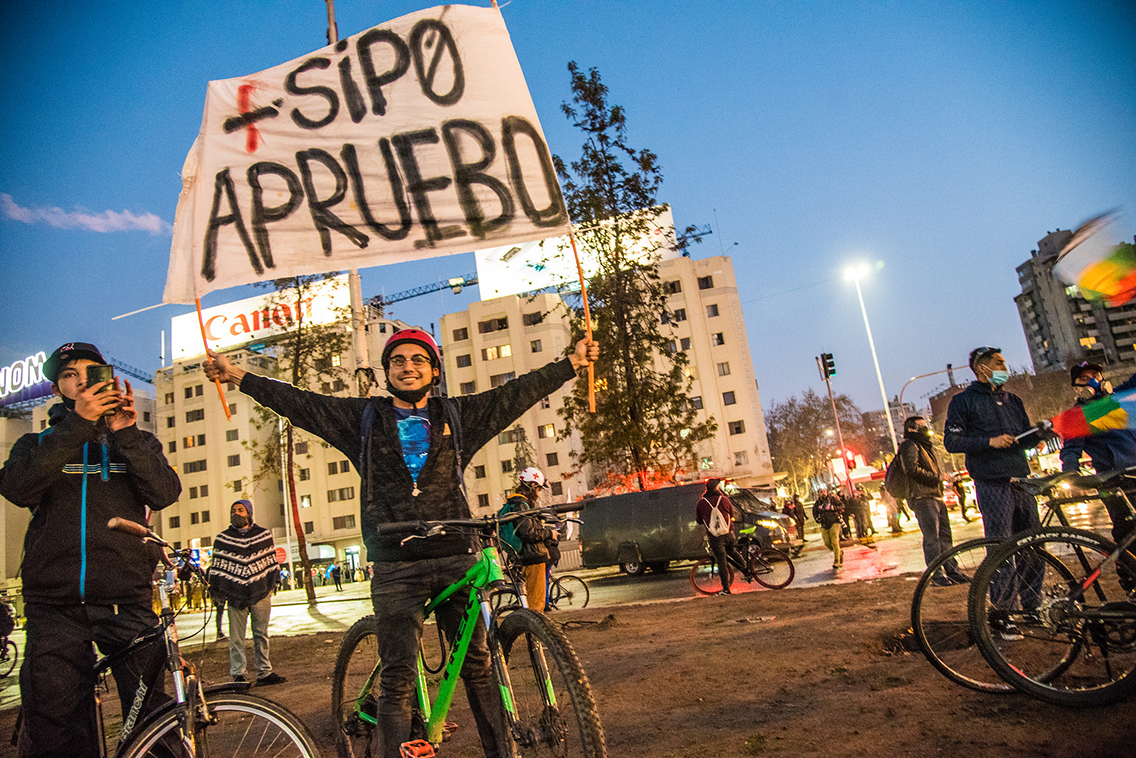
[{"xmin": 221, "ymin": 82, "xmax": 283, "ymax": 154}]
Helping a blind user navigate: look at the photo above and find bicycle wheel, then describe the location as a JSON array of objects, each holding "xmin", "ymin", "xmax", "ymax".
[
  {"xmin": 689, "ymin": 559, "xmax": 734, "ymax": 595},
  {"xmin": 118, "ymin": 692, "xmax": 319, "ymax": 757},
  {"xmin": 0, "ymin": 639, "xmax": 17, "ymax": 678},
  {"xmin": 332, "ymin": 616, "xmax": 382, "ymax": 758},
  {"xmin": 549, "ymin": 575, "xmax": 589, "ymax": 610},
  {"xmin": 747, "ymin": 548, "xmax": 794, "ymax": 589},
  {"xmin": 910, "ymin": 537, "xmax": 1012, "ymax": 693},
  {"xmin": 497, "ymin": 609, "xmax": 606, "ymax": 758},
  {"xmin": 970, "ymin": 527, "xmax": 1136, "ymax": 707}
]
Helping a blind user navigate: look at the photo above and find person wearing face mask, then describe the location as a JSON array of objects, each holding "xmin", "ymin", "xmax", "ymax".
[
  {"xmin": 0, "ymin": 342, "xmax": 181, "ymax": 757},
  {"xmin": 203, "ymin": 328, "xmax": 598, "ymax": 758},
  {"xmin": 944, "ymin": 346, "xmax": 1049, "ymax": 637},
  {"xmin": 899, "ymin": 416, "xmax": 967, "ymax": 586},
  {"xmin": 207, "ymin": 499, "xmax": 286, "ymax": 686},
  {"xmin": 1060, "ymin": 362, "xmax": 1136, "ymax": 558}
]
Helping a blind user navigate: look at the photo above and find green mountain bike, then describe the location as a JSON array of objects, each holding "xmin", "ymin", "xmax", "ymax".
[{"xmin": 331, "ymin": 510, "xmax": 606, "ymax": 758}]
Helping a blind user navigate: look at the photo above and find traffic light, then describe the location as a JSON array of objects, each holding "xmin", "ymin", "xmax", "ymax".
[{"xmin": 820, "ymin": 352, "xmax": 836, "ymax": 378}]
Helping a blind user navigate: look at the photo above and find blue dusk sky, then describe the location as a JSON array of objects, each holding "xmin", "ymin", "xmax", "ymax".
[{"xmin": 0, "ymin": 0, "xmax": 1133, "ymax": 416}]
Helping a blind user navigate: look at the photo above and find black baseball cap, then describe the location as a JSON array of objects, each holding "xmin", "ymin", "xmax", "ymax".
[
  {"xmin": 43, "ymin": 342, "xmax": 106, "ymax": 383},
  {"xmin": 1070, "ymin": 361, "xmax": 1103, "ymax": 385},
  {"xmin": 968, "ymin": 346, "xmax": 1001, "ymax": 372}
]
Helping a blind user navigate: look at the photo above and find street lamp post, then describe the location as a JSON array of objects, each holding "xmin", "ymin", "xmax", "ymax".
[{"xmin": 846, "ymin": 265, "xmax": 899, "ymax": 453}]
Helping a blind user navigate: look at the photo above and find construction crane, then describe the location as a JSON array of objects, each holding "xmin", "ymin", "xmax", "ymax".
[
  {"xmin": 110, "ymin": 359, "xmax": 154, "ymax": 385},
  {"xmin": 677, "ymin": 224, "xmax": 713, "ymax": 256},
  {"xmin": 370, "ymin": 273, "xmax": 478, "ymax": 318}
]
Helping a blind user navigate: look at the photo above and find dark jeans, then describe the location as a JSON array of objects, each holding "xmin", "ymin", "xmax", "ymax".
[
  {"xmin": 19, "ymin": 601, "xmax": 167, "ymax": 758},
  {"xmin": 708, "ymin": 532, "xmax": 745, "ymax": 591},
  {"xmin": 371, "ymin": 555, "xmax": 503, "ymax": 758},
  {"xmin": 975, "ymin": 480, "xmax": 1043, "ymax": 610},
  {"xmin": 909, "ymin": 498, "xmax": 958, "ymax": 576}
]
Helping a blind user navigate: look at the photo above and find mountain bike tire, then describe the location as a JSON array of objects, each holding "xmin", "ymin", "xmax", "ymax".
[
  {"xmin": 550, "ymin": 575, "xmax": 590, "ymax": 609},
  {"xmin": 747, "ymin": 548, "xmax": 794, "ymax": 589},
  {"xmin": 332, "ymin": 615, "xmax": 382, "ymax": 758},
  {"xmin": 910, "ymin": 537, "xmax": 1012, "ymax": 693},
  {"xmin": 118, "ymin": 691, "xmax": 319, "ymax": 758},
  {"xmin": 0, "ymin": 639, "xmax": 17, "ymax": 678},
  {"xmin": 969, "ymin": 527, "xmax": 1136, "ymax": 707},
  {"xmin": 689, "ymin": 559, "xmax": 734, "ymax": 595},
  {"xmin": 497, "ymin": 609, "xmax": 606, "ymax": 758}
]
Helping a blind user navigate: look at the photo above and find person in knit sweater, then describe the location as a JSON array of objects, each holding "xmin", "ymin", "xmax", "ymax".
[{"xmin": 207, "ymin": 499, "xmax": 286, "ymax": 686}]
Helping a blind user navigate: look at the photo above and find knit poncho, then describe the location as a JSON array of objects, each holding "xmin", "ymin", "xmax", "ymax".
[{"xmin": 207, "ymin": 523, "xmax": 279, "ymax": 608}]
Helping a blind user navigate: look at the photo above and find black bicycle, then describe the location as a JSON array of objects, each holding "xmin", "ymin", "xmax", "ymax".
[
  {"xmin": 0, "ymin": 599, "xmax": 17, "ymax": 678},
  {"xmin": 689, "ymin": 529, "xmax": 794, "ymax": 595},
  {"xmin": 85, "ymin": 518, "xmax": 319, "ymax": 757}
]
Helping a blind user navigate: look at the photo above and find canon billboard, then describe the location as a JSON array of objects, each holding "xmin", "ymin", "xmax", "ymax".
[{"xmin": 170, "ymin": 275, "xmax": 348, "ymax": 360}]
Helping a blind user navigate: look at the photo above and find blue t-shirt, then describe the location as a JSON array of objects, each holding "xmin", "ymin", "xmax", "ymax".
[{"xmin": 394, "ymin": 406, "xmax": 431, "ymax": 483}]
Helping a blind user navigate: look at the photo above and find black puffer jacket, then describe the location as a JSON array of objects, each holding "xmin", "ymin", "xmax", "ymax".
[
  {"xmin": 944, "ymin": 381, "xmax": 1041, "ymax": 482},
  {"xmin": 899, "ymin": 434, "xmax": 943, "ymax": 500},
  {"xmin": 0, "ymin": 404, "xmax": 181, "ymax": 605},
  {"xmin": 239, "ymin": 358, "xmax": 578, "ymax": 562}
]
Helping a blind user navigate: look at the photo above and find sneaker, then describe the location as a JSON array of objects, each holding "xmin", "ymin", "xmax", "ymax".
[
  {"xmin": 716, "ymin": 589, "xmax": 732, "ymax": 596},
  {"xmin": 216, "ymin": 633, "xmax": 228, "ymax": 641},
  {"xmin": 256, "ymin": 672, "xmax": 287, "ymax": 686},
  {"xmin": 930, "ymin": 574, "xmax": 954, "ymax": 588},
  {"xmin": 232, "ymin": 675, "xmax": 246, "ymax": 683},
  {"xmin": 990, "ymin": 616, "xmax": 1023, "ymax": 641}
]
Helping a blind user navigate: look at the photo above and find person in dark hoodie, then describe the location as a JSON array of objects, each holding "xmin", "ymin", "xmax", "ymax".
[
  {"xmin": 208, "ymin": 499, "xmax": 286, "ymax": 686},
  {"xmin": 899, "ymin": 416, "xmax": 968, "ymax": 586},
  {"xmin": 204, "ymin": 328, "xmax": 598, "ymax": 758},
  {"xmin": 0, "ymin": 342, "xmax": 181, "ymax": 758},
  {"xmin": 695, "ymin": 478, "xmax": 745, "ymax": 594}
]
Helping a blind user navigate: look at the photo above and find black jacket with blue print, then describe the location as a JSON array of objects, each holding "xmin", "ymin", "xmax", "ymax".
[{"xmin": 0, "ymin": 403, "xmax": 181, "ymax": 605}]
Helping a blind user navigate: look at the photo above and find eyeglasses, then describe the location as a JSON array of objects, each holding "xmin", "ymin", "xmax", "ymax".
[
  {"xmin": 969, "ymin": 345, "xmax": 1001, "ymax": 370},
  {"xmin": 389, "ymin": 356, "xmax": 432, "ymax": 368}
]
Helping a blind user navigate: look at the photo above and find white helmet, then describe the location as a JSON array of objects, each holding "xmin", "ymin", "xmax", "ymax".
[{"xmin": 518, "ymin": 467, "xmax": 548, "ymax": 489}]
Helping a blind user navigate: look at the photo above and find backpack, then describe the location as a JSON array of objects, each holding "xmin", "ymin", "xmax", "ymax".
[
  {"xmin": 884, "ymin": 447, "xmax": 910, "ymax": 500},
  {"xmin": 705, "ymin": 496, "xmax": 731, "ymax": 536}
]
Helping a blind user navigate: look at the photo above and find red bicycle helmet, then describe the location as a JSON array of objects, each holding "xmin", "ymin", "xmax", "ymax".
[{"xmin": 381, "ymin": 329, "xmax": 441, "ymax": 369}]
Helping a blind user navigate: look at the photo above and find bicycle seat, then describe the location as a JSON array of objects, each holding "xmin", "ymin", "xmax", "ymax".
[{"xmin": 1012, "ymin": 472, "xmax": 1076, "ymax": 497}]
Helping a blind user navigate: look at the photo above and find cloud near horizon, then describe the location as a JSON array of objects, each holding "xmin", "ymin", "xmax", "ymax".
[{"xmin": 1, "ymin": 193, "xmax": 172, "ymax": 235}]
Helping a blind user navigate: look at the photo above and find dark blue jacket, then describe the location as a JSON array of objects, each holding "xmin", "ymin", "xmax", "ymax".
[
  {"xmin": 1060, "ymin": 373, "xmax": 1136, "ymax": 474},
  {"xmin": 944, "ymin": 381, "xmax": 1042, "ymax": 482}
]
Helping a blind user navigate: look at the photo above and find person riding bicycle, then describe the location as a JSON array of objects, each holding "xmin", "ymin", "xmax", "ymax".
[
  {"xmin": 695, "ymin": 478, "xmax": 746, "ymax": 595},
  {"xmin": 496, "ymin": 467, "xmax": 558, "ymax": 610},
  {"xmin": 204, "ymin": 328, "xmax": 598, "ymax": 758},
  {"xmin": 1059, "ymin": 361, "xmax": 1136, "ymax": 588},
  {"xmin": 0, "ymin": 342, "xmax": 181, "ymax": 758}
]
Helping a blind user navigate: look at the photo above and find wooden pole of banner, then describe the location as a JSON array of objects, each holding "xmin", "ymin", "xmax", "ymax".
[
  {"xmin": 196, "ymin": 298, "xmax": 231, "ymax": 421},
  {"xmin": 568, "ymin": 230, "xmax": 596, "ymax": 413}
]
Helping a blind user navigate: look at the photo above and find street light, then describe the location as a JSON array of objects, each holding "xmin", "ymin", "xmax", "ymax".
[{"xmin": 845, "ymin": 263, "xmax": 899, "ymax": 453}]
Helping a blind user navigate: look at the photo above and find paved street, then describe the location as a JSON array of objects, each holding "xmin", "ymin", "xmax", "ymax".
[{"xmin": 0, "ymin": 500, "xmax": 1115, "ymax": 712}]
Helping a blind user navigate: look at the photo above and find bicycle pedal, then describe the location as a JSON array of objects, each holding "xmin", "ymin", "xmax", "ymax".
[
  {"xmin": 442, "ymin": 721, "xmax": 459, "ymax": 741},
  {"xmin": 400, "ymin": 739, "xmax": 436, "ymax": 758}
]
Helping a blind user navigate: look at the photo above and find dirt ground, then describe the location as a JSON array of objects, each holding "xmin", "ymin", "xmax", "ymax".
[{"xmin": 2, "ymin": 574, "xmax": 1133, "ymax": 757}]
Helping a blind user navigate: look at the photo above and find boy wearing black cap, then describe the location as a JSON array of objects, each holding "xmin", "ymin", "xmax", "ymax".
[{"xmin": 0, "ymin": 342, "xmax": 181, "ymax": 757}]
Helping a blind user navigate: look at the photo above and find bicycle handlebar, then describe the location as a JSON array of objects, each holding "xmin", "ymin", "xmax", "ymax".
[
  {"xmin": 377, "ymin": 502, "xmax": 585, "ymax": 542},
  {"xmin": 1012, "ymin": 466, "xmax": 1136, "ymax": 497}
]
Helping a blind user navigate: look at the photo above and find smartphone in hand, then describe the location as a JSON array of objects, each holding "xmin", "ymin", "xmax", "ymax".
[{"xmin": 85, "ymin": 364, "xmax": 117, "ymax": 416}]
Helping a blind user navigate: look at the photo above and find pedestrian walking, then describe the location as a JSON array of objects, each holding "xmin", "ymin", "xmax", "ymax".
[
  {"xmin": 331, "ymin": 562, "xmax": 343, "ymax": 591},
  {"xmin": 899, "ymin": 417, "xmax": 967, "ymax": 586},
  {"xmin": 812, "ymin": 488, "xmax": 845, "ymax": 570}
]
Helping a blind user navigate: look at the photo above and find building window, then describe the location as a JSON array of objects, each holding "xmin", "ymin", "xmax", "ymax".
[
  {"xmin": 227, "ymin": 454, "xmax": 241, "ymax": 467},
  {"xmin": 339, "ymin": 460, "xmax": 350, "ymax": 473},
  {"xmin": 189, "ymin": 486, "xmax": 198, "ymax": 499},
  {"xmin": 460, "ymin": 381, "xmax": 476, "ymax": 395},
  {"xmin": 333, "ymin": 515, "xmax": 357, "ymax": 530},
  {"xmin": 295, "ymin": 442, "xmax": 308, "ymax": 454},
  {"xmin": 201, "ymin": 509, "xmax": 210, "ymax": 522},
  {"xmin": 481, "ymin": 344, "xmax": 512, "ymax": 361},
  {"xmin": 327, "ymin": 462, "xmax": 338, "ymax": 476},
  {"xmin": 539, "ymin": 397, "xmax": 551, "ymax": 410},
  {"xmin": 328, "ymin": 487, "xmax": 355, "ymax": 502},
  {"xmin": 304, "ymin": 521, "xmax": 314, "ymax": 535},
  {"xmin": 698, "ymin": 275, "xmax": 714, "ymax": 290},
  {"xmin": 226, "ymin": 429, "xmax": 239, "ymax": 442},
  {"xmin": 707, "ymin": 304, "xmax": 719, "ymax": 318},
  {"xmin": 723, "ymin": 391, "xmax": 736, "ymax": 405},
  {"xmin": 709, "ymin": 333, "xmax": 723, "ymax": 346},
  {"xmin": 167, "ymin": 416, "xmax": 176, "ymax": 428},
  {"xmin": 734, "ymin": 450, "xmax": 749, "ymax": 465},
  {"xmin": 183, "ymin": 460, "xmax": 207, "ymax": 473},
  {"xmin": 232, "ymin": 479, "xmax": 243, "ymax": 492},
  {"xmin": 546, "ymin": 452, "xmax": 559, "ymax": 467},
  {"xmin": 453, "ymin": 327, "xmax": 469, "ymax": 341},
  {"xmin": 300, "ymin": 468, "xmax": 311, "ymax": 481},
  {"xmin": 664, "ymin": 279, "xmax": 682, "ymax": 294},
  {"xmin": 456, "ymin": 354, "xmax": 472, "ymax": 368},
  {"xmin": 537, "ymin": 423, "xmax": 554, "ymax": 439},
  {"xmin": 728, "ymin": 420, "xmax": 746, "ymax": 435},
  {"xmin": 498, "ymin": 428, "xmax": 520, "ymax": 444},
  {"xmin": 168, "ymin": 441, "xmax": 177, "ymax": 454},
  {"xmin": 477, "ymin": 494, "xmax": 490, "ymax": 508},
  {"xmin": 680, "ymin": 337, "xmax": 691, "ymax": 351},
  {"xmin": 474, "ymin": 465, "xmax": 486, "ymax": 479},
  {"xmin": 183, "ymin": 434, "xmax": 204, "ymax": 448},
  {"xmin": 191, "ymin": 512, "xmax": 199, "ymax": 525},
  {"xmin": 717, "ymin": 362, "xmax": 731, "ymax": 377},
  {"xmin": 690, "ymin": 396, "xmax": 703, "ymax": 410},
  {"xmin": 666, "ymin": 340, "xmax": 677, "ymax": 354},
  {"xmin": 169, "ymin": 516, "xmax": 180, "ymax": 529},
  {"xmin": 522, "ymin": 311, "xmax": 543, "ymax": 326},
  {"xmin": 477, "ymin": 317, "xmax": 508, "ymax": 334},
  {"xmin": 185, "ymin": 409, "xmax": 205, "ymax": 423},
  {"xmin": 165, "ymin": 392, "xmax": 174, "ymax": 405},
  {"xmin": 228, "ymin": 403, "xmax": 237, "ymax": 416},
  {"xmin": 490, "ymin": 372, "xmax": 515, "ymax": 388},
  {"xmin": 184, "ymin": 386, "xmax": 194, "ymax": 399},
  {"xmin": 143, "ymin": 412, "xmax": 151, "ymax": 423},
  {"xmin": 530, "ymin": 339, "xmax": 542, "ymax": 353},
  {"xmin": 550, "ymin": 482, "xmax": 563, "ymax": 496},
  {"xmin": 173, "ymin": 542, "xmax": 181, "ymax": 550},
  {"xmin": 501, "ymin": 460, "xmax": 513, "ymax": 473},
  {"xmin": 201, "ymin": 536, "xmax": 212, "ymax": 547},
  {"xmin": 672, "ymin": 308, "xmax": 687, "ymax": 322},
  {"xmin": 301, "ymin": 495, "xmax": 312, "ymax": 508},
  {"xmin": 200, "ymin": 484, "xmax": 209, "ymax": 497},
  {"xmin": 331, "ymin": 354, "xmax": 341, "ymax": 367}
]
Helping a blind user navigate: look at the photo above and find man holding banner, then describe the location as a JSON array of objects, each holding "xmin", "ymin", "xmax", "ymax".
[{"xmin": 204, "ymin": 328, "xmax": 597, "ymax": 757}]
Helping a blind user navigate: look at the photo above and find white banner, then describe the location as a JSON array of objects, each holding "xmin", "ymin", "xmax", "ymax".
[
  {"xmin": 170, "ymin": 275, "xmax": 349, "ymax": 360},
  {"xmin": 164, "ymin": 5, "xmax": 569, "ymax": 304}
]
